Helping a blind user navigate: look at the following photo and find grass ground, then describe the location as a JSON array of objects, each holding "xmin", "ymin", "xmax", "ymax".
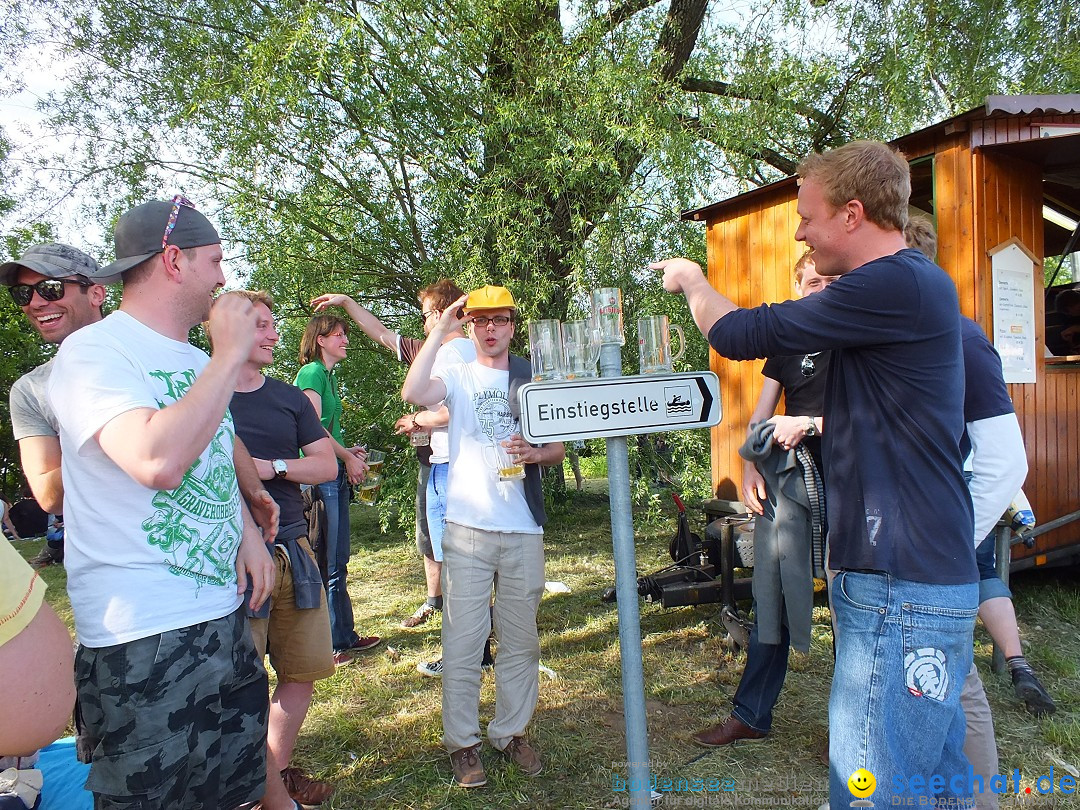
[{"xmin": 21, "ymin": 483, "xmax": 1080, "ymax": 809}]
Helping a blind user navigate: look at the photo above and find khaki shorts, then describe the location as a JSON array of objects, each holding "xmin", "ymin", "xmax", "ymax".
[{"xmin": 249, "ymin": 538, "xmax": 335, "ymax": 683}]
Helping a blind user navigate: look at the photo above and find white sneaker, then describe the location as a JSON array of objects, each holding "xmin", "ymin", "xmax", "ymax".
[{"xmin": 417, "ymin": 658, "xmax": 443, "ymax": 678}]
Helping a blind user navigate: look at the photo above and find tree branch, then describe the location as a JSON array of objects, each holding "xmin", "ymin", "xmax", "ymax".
[{"xmin": 681, "ymin": 76, "xmax": 839, "ymax": 134}]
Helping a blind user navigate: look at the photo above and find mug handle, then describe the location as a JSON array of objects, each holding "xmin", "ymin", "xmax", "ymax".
[
  {"xmin": 670, "ymin": 325, "xmax": 685, "ymax": 365},
  {"xmin": 589, "ymin": 327, "xmax": 602, "ymax": 364}
]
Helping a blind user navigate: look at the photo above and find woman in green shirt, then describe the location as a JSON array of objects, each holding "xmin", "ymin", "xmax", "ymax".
[{"xmin": 295, "ymin": 315, "xmax": 380, "ymax": 659}]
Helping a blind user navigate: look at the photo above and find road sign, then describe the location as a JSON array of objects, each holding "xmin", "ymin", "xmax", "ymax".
[{"xmin": 518, "ymin": 371, "xmax": 721, "ymax": 443}]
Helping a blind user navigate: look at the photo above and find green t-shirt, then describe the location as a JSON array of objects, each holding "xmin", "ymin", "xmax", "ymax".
[{"xmin": 294, "ymin": 361, "xmax": 344, "ymax": 446}]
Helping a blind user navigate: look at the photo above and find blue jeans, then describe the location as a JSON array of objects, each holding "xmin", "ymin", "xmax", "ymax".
[
  {"xmin": 829, "ymin": 571, "xmax": 978, "ymax": 808},
  {"xmin": 731, "ymin": 601, "xmax": 789, "ymax": 733},
  {"xmin": 320, "ymin": 465, "xmax": 358, "ymax": 651},
  {"xmin": 425, "ymin": 462, "xmax": 449, "ymax": 563},
  {"xmin": 975, "ymin": 532, "xmax": 1012, "ymax": 603}
]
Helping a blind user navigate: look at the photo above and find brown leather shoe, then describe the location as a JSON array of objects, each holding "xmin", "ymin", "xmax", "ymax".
[
  {"xmin": 690, "ymin": 715, "xmax": 767, "ymax": 748},
  {"xmin": 401, "ymin": 602, "xmax": 437, "ymax": 628},
  {"xmin": 501, "ymin": 736, "xmax": 542, "ymax": 776},
  {"xmin": 450, "ymin": 743, "xmax": 487, "ymax": 788},
  {"xmin": 281, "ymin": 766, "xmax": 334, "ymax": 805}
]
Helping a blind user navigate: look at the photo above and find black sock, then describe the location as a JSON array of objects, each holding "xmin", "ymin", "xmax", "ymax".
[{"xmin": 427, "ymin": 596, "xmax": 443, "ymax": 610}]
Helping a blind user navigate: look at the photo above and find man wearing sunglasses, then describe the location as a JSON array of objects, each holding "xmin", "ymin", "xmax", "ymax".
[
  {"xmin": 44, "ymin": 199, "xmax": 276, "ymax": 810},
  {"xmin": 1, "ymin": 243, "xmax": 112, "ymax": 569},
  {"xmin": 403, "ymin": 285, "xmax": 565, "ymax": 790}
]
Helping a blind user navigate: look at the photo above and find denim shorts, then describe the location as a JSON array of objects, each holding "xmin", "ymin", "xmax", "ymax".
[
  {"xmin": 75, "ymin": 608, "xmax": 268, "ymax": 809},
  {"xmin": 975, "ymin": 534, "xmax": 1012, "ymax": 602}
]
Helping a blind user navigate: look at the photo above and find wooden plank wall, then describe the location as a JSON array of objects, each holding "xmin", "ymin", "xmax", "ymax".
[
  {"xmin": 704, "ymin": 117, "xmax": 1080, "ymax": 561},
  {"xmin": 974, "ymin": 147, "xmax": 1080, "ymax": 559},
  {"xmin": 705, "ymin": 188, "xmax": 803, "ymax": 499}
]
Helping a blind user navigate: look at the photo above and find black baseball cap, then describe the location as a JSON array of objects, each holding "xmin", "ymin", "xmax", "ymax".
[
  {"xmin": 0, "ymin": 243, "xmax": 108, "ymax": 287},
  {"xmin": 99, "ymin": 198, "xmax": 221, "ymax": 282}
]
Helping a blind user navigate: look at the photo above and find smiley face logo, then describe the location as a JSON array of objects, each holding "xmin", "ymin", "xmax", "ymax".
[{"xmin": 848, "ymin": 768, "xmax": 876, "ymax": 798}]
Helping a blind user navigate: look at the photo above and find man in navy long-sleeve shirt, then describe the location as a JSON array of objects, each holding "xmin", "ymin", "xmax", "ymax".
[{"xmin": 654, "ymin": 140, "xmax": 978, "ymax": 809}]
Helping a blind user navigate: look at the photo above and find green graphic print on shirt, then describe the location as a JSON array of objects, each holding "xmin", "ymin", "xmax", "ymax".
[{"xmin": 141, "ymin": 368, "xmax": 243, "ymax": 587}]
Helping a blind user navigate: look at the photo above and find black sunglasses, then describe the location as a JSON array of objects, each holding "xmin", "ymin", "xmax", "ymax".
[
  {"xmin": 800, "ymin": 353, "xmax": 820, "ymax": 378},
  {"xmin": 9, "ymin": 278, "xmax": 93, "ymax": 307}
]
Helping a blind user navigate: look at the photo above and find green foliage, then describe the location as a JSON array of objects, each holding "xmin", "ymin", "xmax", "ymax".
[{"xmin": 4, "ymin": 0, "xmax": 1078, "ymax": 508}]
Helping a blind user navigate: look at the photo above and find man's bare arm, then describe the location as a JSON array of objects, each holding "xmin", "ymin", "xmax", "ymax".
[
  {"xmin": 651, "ymin": 258, "xmax": 737, "ymax": 338},
  {"xmin": 95, "ymin": 294, "xmax": 257, "ymax": 490},
  {"xmin": 234, "ymin": 436, "xmax": 279, "ymax": 543},
  {"xmin": 311, "ymin": 293, "xmax": 399, "ymax": 351},
  {"xmin": 402, "ymin": 296, "xmax": 468, "ymax": 406},
  {"xmin": 18, "ymin": 435, "xmax": 64, "ymax": 514},
  {"xmin": 235, "ymin": 497, "xmax": 274, "ymax": 612},
  {"xmin": 413, "ymin": 406, "xmax": 449, "ymax": 429},
  {"xmin": 249, "ymin": 437, "xmax": 337, "ymax": 485},
  {"xmin": 507, "ymin": 435, "xmax": 566, "ymax": 467}
]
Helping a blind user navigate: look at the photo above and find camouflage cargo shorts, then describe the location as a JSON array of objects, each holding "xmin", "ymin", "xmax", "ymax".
[{"xmin": 75, "ymin": 607, "xmax": 269, "ymax": 810}]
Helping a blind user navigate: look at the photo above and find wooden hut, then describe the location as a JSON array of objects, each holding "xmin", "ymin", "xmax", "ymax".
[{"xmin": 685, "ymin": 95, "xmax": 1080, "ymax": 569}]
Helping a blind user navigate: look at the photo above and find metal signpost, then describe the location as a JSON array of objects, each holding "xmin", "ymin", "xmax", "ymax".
[{"xmin": 518, "ymin": 350, "xmax": 721, "ymax": 810}]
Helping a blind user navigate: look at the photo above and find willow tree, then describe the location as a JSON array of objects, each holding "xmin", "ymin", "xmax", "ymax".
[
  {"xmin": 26, "ymin": 0, "xmax": 1073, "ymax": 313},
  {"xmin": 8, "ymin": 0, "xmax": 1076, "ymax": 508}
]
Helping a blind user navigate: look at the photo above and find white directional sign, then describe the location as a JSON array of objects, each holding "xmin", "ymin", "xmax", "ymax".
[{"xmin": 518, "ymin": 371, "xmax": 721, "ymax": 443}]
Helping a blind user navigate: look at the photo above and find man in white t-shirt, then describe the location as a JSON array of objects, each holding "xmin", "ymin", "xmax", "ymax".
[
  {"xmin": 47, "ymin": 198, "xmax": 275, "ymax": 810},
  {"xmin": 402, "ymin": 285, "xmax": 565, "ymax": 790}
]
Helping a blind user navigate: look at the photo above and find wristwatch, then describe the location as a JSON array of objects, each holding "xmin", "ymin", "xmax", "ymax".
[
  {"xmin": 804, "ymin": 418, "xmax": 818, "ymax": 437},
  {"xmin": 272, "ymin": 459, "xmax": 289, "ymax": 479}
]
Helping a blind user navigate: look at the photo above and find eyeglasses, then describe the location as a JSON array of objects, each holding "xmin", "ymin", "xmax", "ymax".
[
  {"xmin": 162, "ymin": 194, "xmax": 196, "ymax": 249},
  {"xmin": 471, "ymin": 315, "xmax": 513, "ymax": 327},
  {"xmin": 421, "ymin": 310, "xmax": 437, "ymax": 321},
  {"xmin": 800, "ymin": 353, "xmax": 820, "ymax": 378},
  {"xmin": 9, "ymin": 278, "xmax": 93, "ymax": 307}
]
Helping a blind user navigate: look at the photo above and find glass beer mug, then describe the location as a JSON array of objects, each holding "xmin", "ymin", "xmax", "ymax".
[
  {"xmin": 637, "ymin": 315, "xmax": 685, "ymax": 374},
  {"xmin": 527, "ymin": 319, "xmax": 565, "ymax": 381},
  {"xmin": 490, "ymin": 437, "xmax": 525, "ymax": 481},
  {"xmin": 562, "ymin": 319, "xmax": 602, "ymax": 379}
]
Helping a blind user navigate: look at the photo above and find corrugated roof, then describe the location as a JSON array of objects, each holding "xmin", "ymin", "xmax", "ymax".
[
  {"xmin": 985, "ymin": 95, "xmax": 1080, "ymax": 116},
  {"xmin": 682, "ymin": 95, "xmax": 1080, "ymax": 222}
]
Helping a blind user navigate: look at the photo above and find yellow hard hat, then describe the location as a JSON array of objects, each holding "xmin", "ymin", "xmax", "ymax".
[{"xmin": 464, "ymin": 285, "xmax": 517, "ymax": 313}]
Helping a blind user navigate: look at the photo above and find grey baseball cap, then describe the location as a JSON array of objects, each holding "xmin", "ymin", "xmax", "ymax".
[
  {"xmin": 0, "ymin": 242, "xmax": 108, "ymax": 287},
  {"xmin": 99, "ymin": 199, "xmax": 221, "ymax": 282}
]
